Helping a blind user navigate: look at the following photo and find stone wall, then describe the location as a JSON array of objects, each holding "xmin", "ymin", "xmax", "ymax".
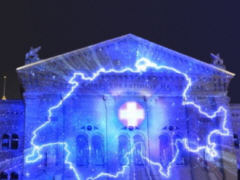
[{"xmin": 0, "ymin": 100, "xmax": 24, "ymax": 180}]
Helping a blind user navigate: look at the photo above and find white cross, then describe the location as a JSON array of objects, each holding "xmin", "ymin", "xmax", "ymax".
[{"xmin": 119, "ymin": 102, "xmax": 145, "ymax": 127}]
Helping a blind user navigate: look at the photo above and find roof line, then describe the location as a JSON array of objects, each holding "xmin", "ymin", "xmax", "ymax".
[
  {"xmin": 131, "ymin": 34, "xmax": 235, "ymax": 76},
  {"xmin": 17, "ymin": 34, "xmax": 235, "ymax": 76},
  {"xmin": 17, "ymin": 35, "xmax": 130, "ymax": 71},
  {"xmin": 169, "ymin": 50, "xmax": 235, "ymax": 76}
]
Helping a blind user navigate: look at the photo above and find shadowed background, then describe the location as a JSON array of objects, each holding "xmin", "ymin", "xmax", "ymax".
[{"xmin": 0, "ymin": 0, "xmax": 239, "ymax": 102}]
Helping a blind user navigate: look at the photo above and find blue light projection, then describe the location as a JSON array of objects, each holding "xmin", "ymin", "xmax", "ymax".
[
  {"xmin": 86, "ymin": 142, "xmax": 137, "ymax": 180},
  {"xmin": 25, "ymin": 57, "xmax": 230, "ymax": 179}
]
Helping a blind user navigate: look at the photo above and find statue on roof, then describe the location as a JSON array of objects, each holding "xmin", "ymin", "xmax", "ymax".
[
  {"xmin": 25, "ymin": 46, "xmax": 41, "ymax": 65},
  {"xmin": 210, "ymin": 53, "xmax": 225, "ymax": 69}
]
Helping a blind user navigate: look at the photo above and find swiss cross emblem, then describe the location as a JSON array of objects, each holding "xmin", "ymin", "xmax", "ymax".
[{"xmin": 118, "ymin": 101, "xmax": 145, "ymax": 127}]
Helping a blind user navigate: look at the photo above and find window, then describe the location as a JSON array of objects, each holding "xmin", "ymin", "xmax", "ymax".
[
  {"xmin": 233, "ymin": 134, "xmax": 239, "ymax": 149},
  {"xmin": 118, "ymin": 135, "xmax": 130, "ymax": 165},
  {"xmin": 11, "ymin": 134, "xmax": 19, "ymax": 150},
  {"xmin": 10, "ymin": 172, "xmax": 18, "ymax": 180},
  {"xmin": 76, "ymin": 134, "xmax": 89, "ymax": 166},
  {"xmin": 91, "ymin": 134, "xmax": 104, "ymax": 165},
  {"xmin": 173, "ymin": 135, "xmax": 187, "ymax": 165},
  {"xmin": 133, "ymin": 134, "xmax": 145, "ymax": 166},
  {"xmin": 44, "ymin": 152, "xmax": 48, "ymax": 167},
  {"xmin": 2, "ymin": 134, "xmax": 9, "ymax": 150},
  {"xmin": 0, "ymin": 172, "xmax": 8, "ymax": 180},
  {"xmin": 159, "ymin": 133, "xmax": 174, "ymax": 167}
]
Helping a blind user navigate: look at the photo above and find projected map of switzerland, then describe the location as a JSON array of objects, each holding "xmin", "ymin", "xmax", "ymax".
[{"xmin": 24, "ymin": 58, "xmax": 229, "ymax": 180}]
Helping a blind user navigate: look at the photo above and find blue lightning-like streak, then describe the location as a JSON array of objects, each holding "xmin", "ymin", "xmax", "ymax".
[
  {"xmin": 25, "ymin": 57, "xmax": 230, "ymax": 179},
  {"xmin": 86, "ymin": 143, "xmax": 137, "ymax": 180},
  {"xmin": 141, "ymin": 139, "xmax": 181, "ymax": 178}
]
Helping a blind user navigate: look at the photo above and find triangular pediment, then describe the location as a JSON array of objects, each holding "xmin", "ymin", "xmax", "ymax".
[
  {"xmin": 17, "ymin": 34, "xmax": 234, "ymax": 76},
  {"xmin": 17, "ymin": 34, "xmax": 234, "ymax": 93}
]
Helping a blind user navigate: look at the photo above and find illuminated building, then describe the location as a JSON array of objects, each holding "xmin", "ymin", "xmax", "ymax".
[{"xmin": 0, "ymin": 34, "xmax": 239, "ymax": 179}]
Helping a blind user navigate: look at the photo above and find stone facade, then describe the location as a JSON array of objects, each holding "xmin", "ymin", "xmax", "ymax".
[
  {"xmin": 0, "ymin": 34, "xmax": 239, "ymax": 180},
  {"xmin": 0, "ymin": 100, "xmax": 24, "ymax": 179}
]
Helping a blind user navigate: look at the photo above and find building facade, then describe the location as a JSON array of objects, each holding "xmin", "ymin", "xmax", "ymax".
[{"xmin": 0, "ymin": 34, "xmax": 239, "ymax": 180}]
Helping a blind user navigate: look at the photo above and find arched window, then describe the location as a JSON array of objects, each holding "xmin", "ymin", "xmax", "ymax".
[
  {"xmin": 76, "ymin": 134, "xmax": 89, "ymax": 166},
  {"xmin": 2, "ymin": 134, "xmax": 9, "ymax": 150},
  {"xmin": 91, "ymin": 134, "xmax": 104, "ymax": 165},
  {"xmin": 44, "ymin": 152, "xmax": 48, "ymax": 167},
  {"xmin": 0, "ymin": 172, "xmax": 8, "ymax": 180},
  {"xmin": 173, "ymin": 135, "xmax": 187, "ymax": 165},
  {"xmin": 133, "ymin": 134, "xmax": 145, "ymax": 166},
  {"xmin": 118, "ymin": 135, "xmax": 130, "ymax": 165},
  {"xmin": 11, "ymin": 134, "xmax": 19, "ymax": 149},
  {"xmin": 10, "ymin": 172, "xmax": 18, "ymax": 180},
  {"xmin": 159, "ymin": 133, "xmax": 174, "ymax": 168},
  {"xmin": 42, "ymin": 147, "xmax": 57, "ymax": 167}
]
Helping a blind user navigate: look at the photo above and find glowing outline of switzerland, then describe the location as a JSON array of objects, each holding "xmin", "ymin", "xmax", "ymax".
[{"xmin": 25, "ymin": 57, "xmax": 229, "ymax": 180}]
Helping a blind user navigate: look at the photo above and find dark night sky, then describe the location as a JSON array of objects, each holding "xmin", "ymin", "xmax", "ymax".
[{"xmin": 0, "ymin": 1, "xmax": 239, "ymax": 102}]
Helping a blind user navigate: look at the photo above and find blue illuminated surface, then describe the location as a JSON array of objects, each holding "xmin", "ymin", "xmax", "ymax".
[{"xmin": 25, "ymin": 57, "xmax": 230, "ymax": 179}]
